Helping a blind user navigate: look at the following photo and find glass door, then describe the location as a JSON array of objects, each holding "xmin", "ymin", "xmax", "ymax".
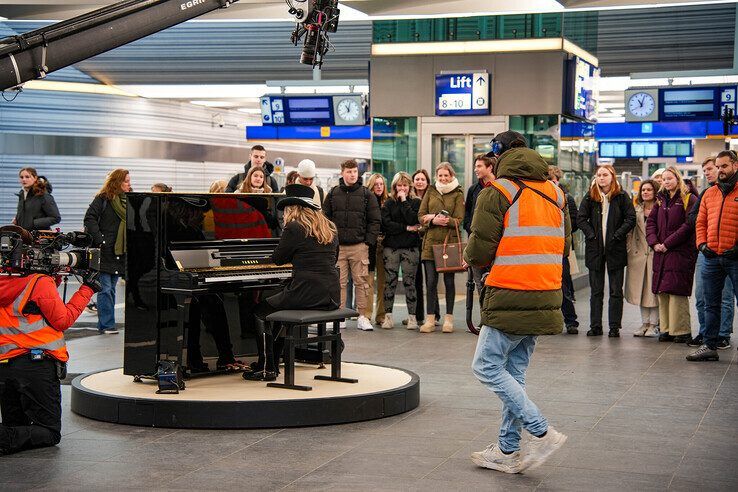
[{"xmin": 432, "ymin": 134, "xmax": 494, "ymax": 189}]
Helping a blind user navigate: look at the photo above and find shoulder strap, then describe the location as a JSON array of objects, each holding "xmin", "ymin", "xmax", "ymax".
[
  {"xmin": 509, "ymin": 177, "xmax": 563, "ymax": 209},
  {"xmin": 682, "ymin": 193, "xmax": 690, "ymax": 211}
]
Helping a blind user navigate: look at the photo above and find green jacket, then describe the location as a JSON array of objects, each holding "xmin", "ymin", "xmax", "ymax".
[
  {"xmin": 463, "ymin": 148, "xmax": 572, "ymax": 336},
  {"xmin": 418, "ymin": 183, "xmax": 465, "ymax": 261}
]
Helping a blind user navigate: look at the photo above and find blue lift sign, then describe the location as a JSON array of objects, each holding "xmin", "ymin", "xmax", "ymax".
[{"xmin": 435, "ymin": 72, "xmax": 490, "ymax": 116}]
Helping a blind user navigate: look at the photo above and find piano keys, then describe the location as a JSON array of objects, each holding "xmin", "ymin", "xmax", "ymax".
[{"xmin": 123, "ymin": 192, "xmax": 288, "ymax": 377}]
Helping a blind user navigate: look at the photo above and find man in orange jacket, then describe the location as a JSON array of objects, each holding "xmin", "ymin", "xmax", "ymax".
[
  {"xmin": 687, "ymin": 150, "xmax": 738, "ymax": 361},
  {"xmin": 0, "ymin": 249, "xmax": 100, "ymax": 454}
]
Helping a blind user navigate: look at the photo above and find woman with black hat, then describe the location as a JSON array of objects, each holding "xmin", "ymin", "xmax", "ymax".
[{"xmin": 243, "ymin": 184, "xmax": 341, "ymax": 381}]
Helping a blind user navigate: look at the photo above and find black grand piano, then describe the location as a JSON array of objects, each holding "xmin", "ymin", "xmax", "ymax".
[{"xmin": 123, "ymin": 192, "xmax": 288, "ymax": 381}]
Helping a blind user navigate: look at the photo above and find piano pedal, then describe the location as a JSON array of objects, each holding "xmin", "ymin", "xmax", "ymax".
[{"xmin": 155, "ymin": 361, "xmax": 185, "ymax": 394}]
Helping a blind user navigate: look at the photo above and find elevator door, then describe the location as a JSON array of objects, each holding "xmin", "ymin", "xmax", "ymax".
[{"xmin": 432, "ymin": 134, "xmax": 494, "ymax": 189}]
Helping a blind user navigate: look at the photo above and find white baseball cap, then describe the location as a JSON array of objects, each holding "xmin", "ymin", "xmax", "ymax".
[{"xmin": 297, "ymin": 159, "xmax": 316, "ymax": 178}]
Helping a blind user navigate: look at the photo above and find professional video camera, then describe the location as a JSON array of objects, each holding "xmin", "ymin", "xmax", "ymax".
[
  {"xmin": 287, "ymin": 0, "xmax": 340, "ymax": 68},
  {"xmin": 0, "ymin": 225, "xmax": 100, "ymax": 276}
]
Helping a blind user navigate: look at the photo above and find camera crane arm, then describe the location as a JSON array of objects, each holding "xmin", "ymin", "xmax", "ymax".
[{"xmin": 0, "ymin": 0, "xmax": 241, "ymax": 92}]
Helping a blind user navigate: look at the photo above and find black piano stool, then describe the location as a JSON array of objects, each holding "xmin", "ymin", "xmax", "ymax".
[{"xmin": 266, "ymin": 308, "xmax": 359, "ymax": 391}]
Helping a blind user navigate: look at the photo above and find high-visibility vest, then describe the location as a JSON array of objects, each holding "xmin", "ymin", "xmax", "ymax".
[
  {"xmin": 485, "ymin": 178, "xmax": 566, "ymax": 291},
  {"xmin": 0, "ymin": 274, "xmax": 69, "ymax": 362}
]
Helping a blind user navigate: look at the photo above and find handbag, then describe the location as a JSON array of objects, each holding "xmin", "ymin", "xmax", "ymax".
[{"xmin": 432, "ymin": 218, "xmax": 466, "ymax": 273}]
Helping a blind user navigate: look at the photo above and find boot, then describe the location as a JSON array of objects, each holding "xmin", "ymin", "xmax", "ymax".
[
  {"xmin": 381, "ymin": 313, "xmax": 394, "ymax": 330},
  {"xmin": 406, "ymin": 315, "xmax": 418, "ymax": 330},
  {"xmin": 419, "ymin": 314, "xmax": 436, "ymax": 333},
  {"xmin": 442, "ymin": 314, "xmax": 454, "ymax": 333},
  {"xmin": 633, "ymin": 324, "xmax": 649, "ymax": 337}
]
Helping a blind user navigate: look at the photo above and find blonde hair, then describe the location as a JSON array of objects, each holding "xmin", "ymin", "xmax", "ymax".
[
  {"xmin": 661, "ymin": 166, "xmax": 689, "ymax": 198},
  {"xmin": 435, "ymin": 162, "xmax": 456, "ymax": 178},
  {"xmin": 209, "ymin": 180, "xmax": 227, "ymax": 193},
  {"xmin": 240, "ymin": 167, "xmax": 272, "ymax": 193},
  {"xmin": 366, "ymin": 173, "xmax": 389, "ymax": 205},
  {"xmin": 283, "ymin": 205, "xmax": 336, "ymax": 245},
  {"xmin": 97, "ymin": 168, "xmax": 130, "ymax": 200},
  {"xmin": 390, "ymin": 172, "xmax": 415, "ymax": 200},
  {"xmin": 589, "ymin": 165, "xmax": 621, "ymax": 202}
]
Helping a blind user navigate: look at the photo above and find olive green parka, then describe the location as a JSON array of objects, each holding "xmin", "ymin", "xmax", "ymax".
[
  {"xmin": 464, "ymin": 148, "xmax": 572, "ymax": 336},
  {"xmin": 418, "ymin": 182, "xmax": 465, "ymax": 261}
]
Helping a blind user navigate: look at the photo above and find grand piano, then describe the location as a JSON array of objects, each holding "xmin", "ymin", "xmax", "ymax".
[{"xmin": 123, "ymin": 192, "xmax": 287, "ymax": 379}]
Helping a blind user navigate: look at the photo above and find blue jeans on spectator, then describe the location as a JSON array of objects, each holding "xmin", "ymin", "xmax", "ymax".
[
  {"xmin": 695, "ymin": 253, "xmax": 734, "ymax": 339},
  {"xmin": 702, "ymin": 256, "xmax": 738, "ymax": 350},
  {"xmin": 98, "ymin": 272, "xmax": 119, "ymax": 332},
  {"xmin": 472, "ymin": 326, "xmax": 548, "ymax": 453}
]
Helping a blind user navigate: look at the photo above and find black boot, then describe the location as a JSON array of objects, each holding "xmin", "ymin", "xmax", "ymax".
[
  {"xmin": 586, "ymin": 328, "xmax": 603, "ymax": 336},
  {"xmin": 608, "ymin": 329, "xmax": 620, "ymax": 338}
]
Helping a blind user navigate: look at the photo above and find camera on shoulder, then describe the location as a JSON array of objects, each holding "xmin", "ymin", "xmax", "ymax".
[{"xmin": 0, "ymin": 225, "xmax": 101, "ymax": 276}]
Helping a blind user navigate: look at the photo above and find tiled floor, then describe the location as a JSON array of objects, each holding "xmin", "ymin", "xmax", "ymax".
[{"xmin": 3, "ymin": 286, "xmax": 737, "ymax": 491}]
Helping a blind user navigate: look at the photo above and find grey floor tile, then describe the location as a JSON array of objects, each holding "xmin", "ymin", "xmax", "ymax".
[
  {"xmin": 285, "ymin": 471, "xmax": 418, "ymax": 492},
  {"xmin": 421, "ymin": 457, "xmax": 546, "ymax": 487},
  {"xmin": 559, "ymin": 447, "xmax": 683, "ymax": 476},
  {"xmin": 359, "ymin": 434, "xmax": 469, "ymax": 458},
  {"xmin": 538, "ymin": 466, "xmax": 671, "ymax": 491},
  {"xmin": 312, "ymin": 449, "xmax": 446, "ymax": 479},
  {"xmin": 674, "ymin": 456, "xmax": 738, "ymax": 482},
  {"xmin": 668, "ymin": 477, "xmax": 738, "ymax": 492}
]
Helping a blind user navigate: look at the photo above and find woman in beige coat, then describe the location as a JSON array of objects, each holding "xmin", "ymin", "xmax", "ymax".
[
  {"xmin": 625, "ymin": 179, "xmax": 659, "ymax": 337},
  {"xmin": 418, "ymin": 162, "xmax": 464, "ymax": 333}
]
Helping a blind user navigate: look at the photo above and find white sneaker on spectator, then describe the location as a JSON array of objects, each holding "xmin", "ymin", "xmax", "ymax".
[
  {"xmin": 356, "ymin": 316, "xmax": 373, "ymax": 331},
  {"xmin": 519, "ymin": 427, "xmax": 567, "ymax": 472},
  {"xmin": 471, "ymin": 443, "xmax": 523, "ymax": 473}
]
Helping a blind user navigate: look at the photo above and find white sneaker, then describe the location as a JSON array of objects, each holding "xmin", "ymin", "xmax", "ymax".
[
  {"xmin": 381, "ymin": 314, "xmax": 394, "ymax": 330},
  {"xmin": 356, "ymin": 316, "xmax": 373, "ymax": 331},
  {"xmin": 406, "ymin": 315, "xmax": 418, "ymax": 330},
  {"xmin": 471, "ymin": 443, "xmax": 523, "ymax": 474},
  {"xmin": 519, "ymin": 427, "xmax": 567, "ymax": 472},
  {"xmin": 644, "ymin": 325, "xmax": 659, "ymax": 337},
  {"xmin": 633, "ymin": 324, "xmax": 649, "ymax": 337},
  {"xmin": 339, "ymin": 320, "xmax": 346, "ymax": 329}
]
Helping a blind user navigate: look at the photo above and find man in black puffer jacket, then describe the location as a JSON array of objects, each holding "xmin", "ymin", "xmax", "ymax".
[
  {"xmin": 323, "ymin": 159, "xmax": 381, "ymax": 331},
  {"xmin": 224, "ymin": 145, "xmax": 278, "ymax": 193}
]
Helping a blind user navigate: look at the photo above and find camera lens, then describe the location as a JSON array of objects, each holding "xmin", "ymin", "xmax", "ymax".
[
  {"xmin": 51, "ymin": 251, "xmax": 80, "ymax": 267},
  {"xmin": 300, "ymin": 28, "xmax": 320, "ymax": 66}
]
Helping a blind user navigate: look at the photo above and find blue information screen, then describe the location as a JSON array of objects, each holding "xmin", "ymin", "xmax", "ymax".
[
  {"xmin": 598, "ymin": 140, "xmax": 693, "ymax": 158},
  {"xmin": 435, "ymin": 72, "xmax": 490, "ymax": 116},
  {"xmin": 261, "ymin": 95, "xmax": 335, "ymax": 126},
  {"xmin": 660, "ymin": 85, "xmax": 737, "ymax": 122}
]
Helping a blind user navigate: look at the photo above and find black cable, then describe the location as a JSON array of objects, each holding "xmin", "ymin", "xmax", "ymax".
[{"xmin": 1, "ymin": 89, "xmax": 21, "ymax": 102}]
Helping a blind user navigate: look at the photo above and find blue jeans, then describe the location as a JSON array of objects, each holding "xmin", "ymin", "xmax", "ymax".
[
  {"xmin": 472, "ymin": 326, "xmax": 548, "ymax": 453},
  {"xmin": 695, "ymin": 253, "xmax": 734, "ymax": 338},
  {"xmin": 702, "ymin": 256, "xmax": 738, "ymax": 350},
  {"xmin": 98, "ymin": 272, "xmax": 119, "ymax": 331}
]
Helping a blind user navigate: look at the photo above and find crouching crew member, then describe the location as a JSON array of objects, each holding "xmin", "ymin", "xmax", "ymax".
[
  {"xmin": 0, "ymin": 227, "xmax": 100, "ymax": 455},
  {"xmin": 244, "ymin": 184, "xmax": 340, "ymax": 381}
]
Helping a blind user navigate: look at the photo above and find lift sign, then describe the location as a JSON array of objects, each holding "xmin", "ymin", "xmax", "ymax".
[{"xmin": 435, "ymin": 72, "xmax": 490, "ymax": 116}]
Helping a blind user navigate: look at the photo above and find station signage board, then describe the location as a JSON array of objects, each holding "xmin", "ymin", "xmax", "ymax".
[
  {"xmin": 260, "ymin": 94, "xmax": 366, "ymax": 126},
  {"xmin": 598, "ymin": 140, "xmax": 693, "ymax": 159},
  {"xmin": 435, "ymin": 72, "xmax": 490, "ymax": 116}
]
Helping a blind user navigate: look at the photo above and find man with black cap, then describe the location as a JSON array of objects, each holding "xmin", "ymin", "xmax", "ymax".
[
  {"xmin": 244, "ymin": 184, "xmax": 341, "ymax": 381},
  {"xmin": 465, "ymin": 130, "xmax": 571, "ymax": 473}
]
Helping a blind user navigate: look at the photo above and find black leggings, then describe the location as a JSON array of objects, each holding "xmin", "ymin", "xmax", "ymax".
[{"xmin": 423, "ymin": 260, "xmax": 456, "ymax": 316}]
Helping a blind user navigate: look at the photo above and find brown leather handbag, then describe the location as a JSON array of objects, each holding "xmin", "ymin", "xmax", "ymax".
[{"xmin": 432, "ymin": 219, "xmax": 466, "ymax": 273}]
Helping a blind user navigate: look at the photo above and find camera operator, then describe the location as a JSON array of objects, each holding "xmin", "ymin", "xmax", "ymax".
[{"xmin": 0, "ymin": 226, "xmax": 101, "ymax": 455}]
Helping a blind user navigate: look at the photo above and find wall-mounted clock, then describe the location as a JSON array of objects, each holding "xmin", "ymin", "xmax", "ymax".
[
  {"xmin": 332, "ymin": 95, "xmax": 365, "ymax": 126},
  {"xmin": 625, "ymin": 89, "xmax": 659, "ymax": 122}
]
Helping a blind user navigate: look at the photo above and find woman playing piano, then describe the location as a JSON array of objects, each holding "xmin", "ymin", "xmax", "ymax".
[{"xmin": 244, "ymin": 184, "xmax": 341, "ymax": 381}]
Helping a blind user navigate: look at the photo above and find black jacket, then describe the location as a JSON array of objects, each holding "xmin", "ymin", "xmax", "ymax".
[
  {"xmin": 225, "ymin": 161, "xmax": 279, "ymax": 193},
  {"xmin": 266, "ymin": 221, "xmax": 340, "ymax": 311},
  {"xmin": 463, "ymin": 180, "xmax": 488, "ymax": 235},
  {"xmin": 565, "ymin": 191, "xmax": 578, "ymax": 234},
  {"xmin": 688, "ymin": 186, "xmax": 712, "ymax": 227},
  {"xmin": 577, "ymin": 190, "xmax": 636, "ymax": 271},
  {"xmin": 14, "ymin": 190, "xmax": 61, "ymax": 231},
  {"xmin": 323, "ymin": 178, "xmax": 381, "ymax": 246},
  {"xmin": 381, "ymin": 197, "xmax": 421, "ymax": 249},
  {"xmin": 83, "ymin": 196, "xmax": 125, "ymax": 275}
]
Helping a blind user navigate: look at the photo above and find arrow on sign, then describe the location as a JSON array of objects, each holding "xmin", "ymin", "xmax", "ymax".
[{"xmin": 476, "ymin": 76, "xmax": 486, "ymax": 85}]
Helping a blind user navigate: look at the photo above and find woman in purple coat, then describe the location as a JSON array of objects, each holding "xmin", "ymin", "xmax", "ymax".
[{"xmin": 646, "ymin": 166, "xmax": 698, "ymax": 343}]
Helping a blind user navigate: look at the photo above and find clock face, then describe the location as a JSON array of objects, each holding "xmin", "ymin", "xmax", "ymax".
[
  {"xmin": 628, "ymin": 92, "xmax": 656, "ymax": 118},
  {"xmin": 337, "ymin": 98, "xmax": 361, "ymax": 121}
]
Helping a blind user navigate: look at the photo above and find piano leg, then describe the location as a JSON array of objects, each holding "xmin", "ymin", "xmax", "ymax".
[
  {"xmin": 178, "ymin": 295, "xmax": 194, "ymax": 380},
  {"xmin": 267, "ymin": 323, "xmax": 312, "ymax": 391},
  {"xmin": 314, "ymin": 320, "xmax": 358, "ymax": 385}
]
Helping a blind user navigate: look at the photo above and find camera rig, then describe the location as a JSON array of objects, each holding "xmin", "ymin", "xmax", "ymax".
[
  {"xmin": 287, "ymin": 0, "xmax": 340, "ymax": 68},
  {"xmin": 0, "ymin": 226, "xmax": 100, "ymax": 276}
]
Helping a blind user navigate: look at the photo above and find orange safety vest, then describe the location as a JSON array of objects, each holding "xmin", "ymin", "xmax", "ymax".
[
  {"xmin": 485, "ymin": 178, "xmax": 566, "ymax": 291},
  {"xmin": 0, "ymin": 274, "xmax": 69, "ymax": 362}
]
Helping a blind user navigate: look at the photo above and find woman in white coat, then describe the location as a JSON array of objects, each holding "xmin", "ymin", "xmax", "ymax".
[{"xmin": 625, "ymin": 179, "xmax": 659, "ymax": 337}]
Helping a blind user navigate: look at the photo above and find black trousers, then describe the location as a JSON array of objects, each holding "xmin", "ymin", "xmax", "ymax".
[
  {"xmin": 253, "ymin": 301, "xmax": 285, "ymax": 374},
  {"xmin": 187, "ymin": 294, "xmax": 236, "ymax": 369},
  {"xmin": 0, "ymin": 356, "xmax": 62, "ymax": 454},
  {"xmin": 414, "ymin": 261, "xmax": 439, "ymax": 321},
  {"xmin": 561, "ymin": 256, "xmax": 578, "ymax": 328},
  {"xmin": 589, "ymin": 266, "xmax": 625, "ymax": 331},
  {"xmin": 423, "ymin": 260, "xmax": 456, "ymax": 316}
]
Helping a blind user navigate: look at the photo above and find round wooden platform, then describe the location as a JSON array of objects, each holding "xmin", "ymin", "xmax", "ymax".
[{"xmin": 71, "ymin": 362, "xmax": 420, "ymax": 428}]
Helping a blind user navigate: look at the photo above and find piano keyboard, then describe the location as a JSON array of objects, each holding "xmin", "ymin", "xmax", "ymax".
[{"xmin": 202, "ymin": 269, "xmax": 292, "ymax": 284}]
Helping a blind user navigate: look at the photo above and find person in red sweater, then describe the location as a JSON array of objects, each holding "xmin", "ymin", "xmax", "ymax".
[{"xmin": 0, "ymin": 229, "xmax": 100, "ymax": 454}]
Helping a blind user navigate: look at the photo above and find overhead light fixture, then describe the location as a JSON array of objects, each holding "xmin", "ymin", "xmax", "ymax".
[
  {"xmin": 601, "ymin": 75, "xmax": 738, "ymax": 92},
  {"xmin": 189, "ymin": 100, "xmax": 237, "ymax": 107},
  {"xmin": 372, "ymin": 38, "xmax": 598, "ymax": 66},
  {"xmin": 237, "ymin": 108, "xmax": 263, "ymax": 114},
  {"xmin": 21, "ymin": 80, "xmax": 136, "ymax": 97},
  {"xmin": 118, "ymin": 84, "xmax": 269, "ymax": 99}
]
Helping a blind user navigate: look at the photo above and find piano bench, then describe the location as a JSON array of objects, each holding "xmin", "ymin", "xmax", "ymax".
[{"xmin": 265, "ymin": 308, "xmax": 359, "ymax": 391}]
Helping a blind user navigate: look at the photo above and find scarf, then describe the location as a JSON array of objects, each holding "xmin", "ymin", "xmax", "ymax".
[
  {"xmin": 435, "ymin": 177, "xmax": 460, "ymax": 195},
  {"xmin": 111, "ymin": 194, "xmax": 127, "ymax": 256}
]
